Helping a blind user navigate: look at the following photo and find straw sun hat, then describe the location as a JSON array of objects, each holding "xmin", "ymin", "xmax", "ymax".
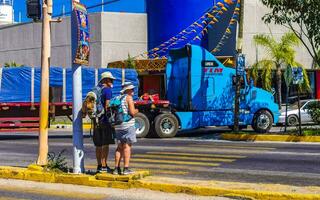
[{"xmin": 99, "ymin": 71, "xmax": 116, "ymax": 83}]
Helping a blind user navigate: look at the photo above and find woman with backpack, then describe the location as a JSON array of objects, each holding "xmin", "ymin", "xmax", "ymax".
[{"xmin": 113, "ymin": 82, "xmax": 139, "ymax": 175}]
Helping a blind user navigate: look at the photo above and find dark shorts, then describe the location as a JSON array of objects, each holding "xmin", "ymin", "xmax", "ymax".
[{"xmin": 93, "ymin": 121, "xmax": 115, "ymax": 147}]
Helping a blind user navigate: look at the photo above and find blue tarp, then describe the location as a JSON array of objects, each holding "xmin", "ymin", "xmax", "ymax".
[{"xmin": 0, "ymin": 67, "xmax": 139, "ymax": 103}]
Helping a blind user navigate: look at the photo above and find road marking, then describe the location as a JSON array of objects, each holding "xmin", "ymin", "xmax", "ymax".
[
  {"xmin": 130, "ymin": 158, "xmax": 220, "ymax": 167},
  {"xmin": 86, "ymin": 163, "xmax": 207, "ymax": 172},
  {"xmin": 133, "ymin": 154, "xmax": 236, "ymax": 162},
  {"xmin": 134, "ymin": 168, "xmax": 189, "ymax": 175},
  {"xmin": 146, "ymin": 152, "xmax": 247, "ymax": 159},
  {"xmin": 189, "ymin": 144, "xmax": 275, "ymax": 150}
]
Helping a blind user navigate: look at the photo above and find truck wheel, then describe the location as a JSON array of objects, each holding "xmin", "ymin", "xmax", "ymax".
[
  {"xmin": 252, "ymin": 110, "xmax": 273, "ymax": 133},
  {"xmin": 154, "ymin": 113, "xmax": 179, "ymax": 138},
  {"xmin": 134, "ymin": 113, "xmax": 150, "ymax": 138},
  {"xmin": 287, "ymin": 115, "xmax": 298, "ymax": 126}
]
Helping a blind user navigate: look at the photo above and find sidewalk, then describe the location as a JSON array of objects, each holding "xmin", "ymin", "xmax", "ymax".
[{"xmin": 0, "ymin": 165, "xmax": 319, "ymax": 200}]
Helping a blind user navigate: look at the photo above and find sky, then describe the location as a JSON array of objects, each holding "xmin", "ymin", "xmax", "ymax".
[{"xmin": 13, "ymin": 0, "xmax": 146, "ymax": 23}]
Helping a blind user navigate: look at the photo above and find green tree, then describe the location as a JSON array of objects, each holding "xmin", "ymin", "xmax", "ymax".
[
  {"xmin": 251, "ymin": 32, "xmax": 300, "ymax": 107},
  {"xmin": 261, "ymin": 0, "xmax": 320, "ymax": 68}
]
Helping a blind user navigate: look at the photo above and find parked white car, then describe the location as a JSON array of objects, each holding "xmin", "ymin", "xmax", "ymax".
[{"xmin": 278, "ymin": 99, "xmax": 319, "ymax": 126}]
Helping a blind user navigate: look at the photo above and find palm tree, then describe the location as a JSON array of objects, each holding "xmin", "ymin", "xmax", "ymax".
[{"xmin": 251, "ymin": 32, "xmax": 300, "ymax": 107}]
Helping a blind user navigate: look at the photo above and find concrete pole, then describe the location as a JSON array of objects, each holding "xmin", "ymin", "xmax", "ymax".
[
  {"xmin": 37, "ymin": 0, "xmax": 52, "ymax": 166},
  {"xmin": 71, "ymin": 0, "xmax": 84, "ymax": 174}
]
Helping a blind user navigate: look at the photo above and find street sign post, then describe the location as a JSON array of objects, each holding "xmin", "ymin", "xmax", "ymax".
[
  {"xmin": 234, "ymin": 53, "xmax": 245, "ymax": 132},
  {"xmin": 292, "ymin": 67, "xmax": 304, "ymax": 135},
  {"xmin": 236, "ymin": 53, "xmax": 245, "ymax": 76},
  {"xmin": 71, "ymin": 0, "xmax": 90, "ymax": 173},
  {"xmin": 283, "ymin": 65, "xmax": 293, "ymax": 132}
]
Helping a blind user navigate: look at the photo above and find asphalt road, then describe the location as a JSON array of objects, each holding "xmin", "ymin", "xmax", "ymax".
[
  {"xmin": 0, "ymin": 128, "xmax": 319, "ymax": 187},
  {"xmin": 0, "ymin": 179, "xmax": 230, "ymax": 200}
]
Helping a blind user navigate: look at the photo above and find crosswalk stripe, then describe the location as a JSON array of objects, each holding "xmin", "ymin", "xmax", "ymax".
[
  {"xmin": 86, "ymin": 163, "xmax": 207, "ymax": 171},
  {"xmin": 134, "ymin": 168, "xmax": 189, "ymax": 175},
  {"xmin": 146, "ymin": 152, "xmax": 247, "ymax": 159},
  {"xmin": 133, "ymin": 154, "xmax": 235, "ymax": 162},
  {"xmin": 130, "ymin": 158, "xmax": 220, "ymax": 167},
  {"xmin": 130, "ymin": 163, "xmax": 205, "ymax": 171},
  {"xmin": 189, "ymin": 144, "xmax": 275, "ymax": 150}
]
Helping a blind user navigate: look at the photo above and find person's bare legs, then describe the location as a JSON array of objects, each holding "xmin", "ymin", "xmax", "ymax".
[
  {"xmin": 114, "ymin": 144, "xmax": 122, "ymax": 168},
  {"xmin": 123, "ymin": 143, "xmax": 132, "ymax": 168},
  {"xmin": 101, "ymin": 145, "xmax": 109, "ymax": 167},
  {"xmin": 96, "ymin": 147, "xmax": 102, "ymax": 167}
]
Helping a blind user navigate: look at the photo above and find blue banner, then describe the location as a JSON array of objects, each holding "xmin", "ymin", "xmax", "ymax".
[{"xmin": 73, "ymin": 1, "xmax": 90, "ymax": 66}]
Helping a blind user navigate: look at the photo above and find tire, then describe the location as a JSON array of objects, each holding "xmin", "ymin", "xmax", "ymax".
[
  {"xmin": 134, "ymin": 113, "xmax": 150, "ymax": 138},
  {"xmin": 252, "ymin": 110, "xmax": 273, "ymax": 133},
  {"xmin": 287, "ymin": 115, "xmax": 299, "ymax": 126},
  {"xmin": 154, "ymin": 113, "xmax": 179, "ymax": 138}
]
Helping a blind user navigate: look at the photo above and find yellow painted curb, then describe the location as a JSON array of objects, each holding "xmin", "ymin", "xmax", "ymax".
[
  {"xmin": 83, "ymin": 124, "xmax": 91, "ymax": 130},
  {"xmin": 221, "ymin": 134, "xmax": 320, "ymax": 142},
  {"xmin": 0, "ymin": 166, "xmax": 319, "ymax": 200},
  {"xmin": 133, "ymin": 180, "xmax": 320, "ymax": 200},
  {"xmin": 95, "ymin": 171, "xmax": 150, "ymax": 182}
]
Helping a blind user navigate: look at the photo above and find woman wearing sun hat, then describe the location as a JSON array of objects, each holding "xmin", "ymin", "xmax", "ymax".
[{"xmin": 113, "ymin": 82, "xmax": 139, "ymax": 175}]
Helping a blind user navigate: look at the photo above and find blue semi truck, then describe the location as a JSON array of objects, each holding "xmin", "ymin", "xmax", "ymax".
[{"xmin": 135, "ymin": 45, "xmax": 280, "ymax": 138}]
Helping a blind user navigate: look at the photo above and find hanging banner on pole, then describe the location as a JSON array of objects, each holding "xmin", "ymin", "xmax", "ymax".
[
  {"xmin": 292, "ymin": 67, "xmax": 304, "ymax": 85},
  {"xmin": 73, "ymin": 1, "xmax": 90, "ymax": 66},
  {"xmin": 236, "ymin": 53, "xmax": 245, "ymax": 76}
]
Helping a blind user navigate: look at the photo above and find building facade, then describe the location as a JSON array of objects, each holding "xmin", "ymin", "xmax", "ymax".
[{"xmin": 0, "ymin": 0, "xmax": 315, "ymax": 69}]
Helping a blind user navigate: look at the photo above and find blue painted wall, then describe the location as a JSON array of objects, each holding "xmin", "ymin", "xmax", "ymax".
[{"xmin": 146, "ymin": 0, "xmax": 214, "ymax": 50}]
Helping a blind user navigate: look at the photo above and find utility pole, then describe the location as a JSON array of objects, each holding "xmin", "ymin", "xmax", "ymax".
[
  {"xmin": 234, "ymin": 0, "xmax": 244, "ymax": 132},
  {"xmin": 37, "ymin": 0, "xmax": 52, "ymax": 166},
  {"xmin": 71, "ymin": 0, "xmax": 85, "ymax": 173}
]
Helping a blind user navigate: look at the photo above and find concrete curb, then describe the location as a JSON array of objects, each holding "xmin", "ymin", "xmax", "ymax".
[
  {"xmin": 221, "ymin": 133, "xmax": 320, "ymax": 142},
  {"xmin": 132, "ymin": 180, "xmax": 320, "ymax": 200},
  {"xmin": 1, "ymin": 166, "xmax": 320, "ymax": 200}
]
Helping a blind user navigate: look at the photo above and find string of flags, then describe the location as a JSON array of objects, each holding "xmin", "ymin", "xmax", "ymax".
[
  {"xmin": 134, "ymin": 0, "xmax": 239, "ymax": 60},
  {"xmin": 212, "ymin": 0, "xmax": 240, "ymax": 53}
]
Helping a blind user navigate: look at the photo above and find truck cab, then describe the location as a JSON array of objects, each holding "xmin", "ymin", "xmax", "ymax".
[{"xmin": 165, "ymin": 45, "xmax": 280, "ymax": 133}]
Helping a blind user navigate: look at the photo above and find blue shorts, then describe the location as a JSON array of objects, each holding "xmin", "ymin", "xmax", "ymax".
[{"xmin": 115, "ymin": 126, "xmax": 137, "ymax": 144}]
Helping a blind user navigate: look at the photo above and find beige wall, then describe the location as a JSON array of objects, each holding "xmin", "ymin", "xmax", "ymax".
[{"xmin": 0, "ymin": 12, "xmax": 147, "ymax": 68}]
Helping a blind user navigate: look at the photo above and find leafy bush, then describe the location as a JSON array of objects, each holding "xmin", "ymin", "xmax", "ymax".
[
  {"xmin": 4, "ymin": 61, "xmax": 22, "ymax": 67},
  {"xmin": 308, "ymin": 101, "xmax": 320, "ymax": 124},
  {"xmin": 46, "ymin": 149, "xmax": 69, "ymax": 173},
  {"xmin": 125, "ymin": 54, "xmax": 136, "ymax": 69}
]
